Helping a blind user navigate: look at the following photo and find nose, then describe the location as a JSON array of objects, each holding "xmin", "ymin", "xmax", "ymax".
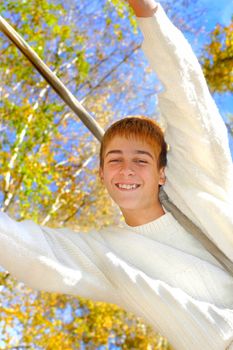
[{"xmin": 119, "ymin": 161, "xmax": 135, "ymax": 176}]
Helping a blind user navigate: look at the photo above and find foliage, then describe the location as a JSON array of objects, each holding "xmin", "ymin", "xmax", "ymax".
[
  {"xmin": 201, "ymin": 19, "xmax": 233, "ymax": 93},
  {"xmin": 1, "ymin": 272, "xmax": 172, "ymax": 349},
  {"xmin": 0, "ymin": 0, "xmax": 174, "ymax": 348}
]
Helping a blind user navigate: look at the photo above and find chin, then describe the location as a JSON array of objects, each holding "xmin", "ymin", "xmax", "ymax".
[
  {"xmin": 106, "ymin": 188, "xmax": 142, "ymax": 209},
  {"xmin": 113, "ymin": 198, "xmax": 141, "ymax": 211}
]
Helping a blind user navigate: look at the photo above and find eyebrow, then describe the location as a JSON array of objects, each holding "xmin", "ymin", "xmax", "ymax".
[{"xmin": 105, "ymin": 150, "xmax": 154, "ymax": 159}]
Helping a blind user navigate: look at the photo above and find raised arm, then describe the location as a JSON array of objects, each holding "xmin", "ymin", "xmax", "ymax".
[
  {"xmin": 127, "ymin": 0, "xmax": 158, "ymax": 17},
  {"xmin": 0, "ymin": 212, "xmax": 119, "ymax": 304},
  {"xmin": 127, "ymin": 1, "xmax": 233, "ymax": 261}
]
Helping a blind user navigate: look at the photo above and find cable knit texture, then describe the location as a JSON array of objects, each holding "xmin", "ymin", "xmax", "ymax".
[{"xmin": 0, "ymin": 4, "xmax": 232, "ymax": 350}]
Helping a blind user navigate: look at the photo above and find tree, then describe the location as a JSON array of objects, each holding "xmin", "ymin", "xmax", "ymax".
[
  {"xmin": 0, "ymin": 0, "xmax": 205, "ymax": 349},
  {"xmin": 0, "ymin": 0, "xmax": 172, "ymax": 348},
  {"xmin": 201, "ymin": 20, "xmax": 233, "ymax": 140},
  {"xmin": 201, "ymin": 20, "xmax": 233, "ymax": 94}
]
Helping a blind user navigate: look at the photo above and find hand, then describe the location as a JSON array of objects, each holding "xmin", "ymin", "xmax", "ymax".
[{"xmin": 127, "ymin": 0, "xmax": 158, "ymax": 17}]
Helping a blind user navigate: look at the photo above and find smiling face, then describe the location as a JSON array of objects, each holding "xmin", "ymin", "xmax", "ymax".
[{"xmin": 99, "ymin": 135, "xmax": 166, "ymax": 224}]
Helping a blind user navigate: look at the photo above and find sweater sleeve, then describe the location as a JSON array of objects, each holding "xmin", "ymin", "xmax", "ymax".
[
  {"xmin": 0, "ymin": 212, "xmax": 118, "ymax": 304},
  {"xmin": 137, "ymin": 4, "xmax": 233, "ymax": 262}
]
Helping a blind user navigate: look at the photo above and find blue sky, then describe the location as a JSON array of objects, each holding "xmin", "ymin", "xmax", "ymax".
[{"xmin": 202, "ymin": 0, "xmax": 233, "ymax": 26}]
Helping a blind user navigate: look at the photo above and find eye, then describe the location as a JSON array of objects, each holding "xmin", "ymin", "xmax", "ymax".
[
  {"xmin": 108, "ymin": 159, "xmax": 121, "ymax": 163},
  {"xmin": 135, "ymin": 159, "xmax": 148, "ymax": 164}
]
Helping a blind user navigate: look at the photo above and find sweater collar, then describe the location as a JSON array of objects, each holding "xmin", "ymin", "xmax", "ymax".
[{"xmin": 122, "ymin": 212, "xmax": 175, "ymax": 235}]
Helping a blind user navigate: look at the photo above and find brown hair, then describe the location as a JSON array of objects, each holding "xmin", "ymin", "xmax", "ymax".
[{"xmin": 99, "ymin": 116, "xmax": 167, "ymax": 169}]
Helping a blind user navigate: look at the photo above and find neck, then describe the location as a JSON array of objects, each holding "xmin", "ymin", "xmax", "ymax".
[{"xmin": 121, "ymin": 201, "xmax": 165, "ymax": 227}]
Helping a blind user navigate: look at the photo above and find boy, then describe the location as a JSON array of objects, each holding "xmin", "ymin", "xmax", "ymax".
[{"xmin": 0, "ymin": 1, "xmax": 233, "ymax": 349}]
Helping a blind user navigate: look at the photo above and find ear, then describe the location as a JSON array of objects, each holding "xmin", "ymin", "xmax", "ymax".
[
  {"xmin": 99, "ymin": 167, "xmax": 104, "ymax": 182},
  {"xmin": 158, "ymin": 167, "xmax": 166, "ymax": 186}
]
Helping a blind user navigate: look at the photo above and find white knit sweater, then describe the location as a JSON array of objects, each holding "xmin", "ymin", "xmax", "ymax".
[{"xmin": 0, "ymin": 4, "xmax": 233, "ymax": 350}]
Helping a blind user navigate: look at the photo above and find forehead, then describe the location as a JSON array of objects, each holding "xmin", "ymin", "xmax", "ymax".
[{"xmin": 104, "ymin": 135, "xmax": 155, "ymax": 156}]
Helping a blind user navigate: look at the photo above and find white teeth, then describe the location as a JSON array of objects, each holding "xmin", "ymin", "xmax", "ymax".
[{"xmin": 117, "ymin": 183, "xmax": 138, "ymax": 190}]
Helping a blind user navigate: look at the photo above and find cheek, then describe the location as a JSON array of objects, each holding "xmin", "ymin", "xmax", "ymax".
[
  {"xmin": 102, "ymin": 166, "xmax": 115, "ymax": 184},
  {"xmin": 143, "ymin": 168, "xmax": 160, "ymax": 185}
]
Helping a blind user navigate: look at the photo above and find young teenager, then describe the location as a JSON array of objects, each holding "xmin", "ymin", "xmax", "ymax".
[{"xmin": 0, "ymin": 1, "xmax": 233, "ymax": 349}]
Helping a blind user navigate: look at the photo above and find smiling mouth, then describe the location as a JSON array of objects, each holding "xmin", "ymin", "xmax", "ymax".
[{"xmin": 115, "ymin": 183, "xmax": 141, "ymax": 190}]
